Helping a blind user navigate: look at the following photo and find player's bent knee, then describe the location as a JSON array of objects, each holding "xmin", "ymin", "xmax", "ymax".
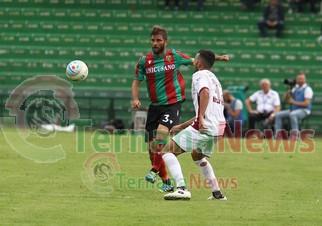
[
  {"xmin": 161, "ymin": 143, "xmax": 171, "ymax": 154},
  {"xmin": 156, "ymin": 125, "xmax": 169, "ymax": 138},
  {"xmin": 191, "ymin": 149, "xmax": 204, "ymax": 161},
  {"xmin": 161, "ymin": 140, "xmax": 182, "ymax": 156},
  {"xmin": 151, "ymin": 139, "xmax": 166, "ymax": 153}
]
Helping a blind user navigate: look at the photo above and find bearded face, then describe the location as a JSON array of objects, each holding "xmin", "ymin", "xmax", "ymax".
[{"xmin": 151, "ymin": 34, "xmax": 167, "ymax": 55}]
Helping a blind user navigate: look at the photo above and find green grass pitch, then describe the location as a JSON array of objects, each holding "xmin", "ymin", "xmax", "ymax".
[{"xmin": 0, "ymin": 127, "xmax": 321, "ymax": 226}]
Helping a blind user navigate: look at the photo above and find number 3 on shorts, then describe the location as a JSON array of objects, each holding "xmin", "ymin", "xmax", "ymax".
[{"xmin": 162, "ymin": 114, "xmax": 173, "ymax": 125}]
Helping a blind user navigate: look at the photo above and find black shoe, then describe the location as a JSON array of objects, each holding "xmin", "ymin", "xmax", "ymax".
[{"xmin": 208, "ymin": 190, "xmax": 227, "ymax": 201}]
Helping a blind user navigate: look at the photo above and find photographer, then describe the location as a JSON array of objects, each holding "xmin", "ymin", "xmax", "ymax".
[{"xmin": 275, "ymin": 73, "xmax": 313, "ymax": 134}]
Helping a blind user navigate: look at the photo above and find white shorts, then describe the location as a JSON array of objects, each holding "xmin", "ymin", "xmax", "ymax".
[{"xmin": 172, "ymin": 126, "xmax": 217, "ymax": 157}]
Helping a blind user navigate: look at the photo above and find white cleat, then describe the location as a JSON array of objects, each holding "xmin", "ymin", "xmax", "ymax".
[{"xmin": 164, "ymin": 188, "xmax": 191, "ymax": 200}]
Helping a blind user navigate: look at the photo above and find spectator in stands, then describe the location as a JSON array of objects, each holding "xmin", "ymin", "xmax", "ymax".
[
  {"xmin": 275, "ymin": 73, "xmax": 313, "ymax": 134},
  {"xmin": 223, "ymin": 90, "xmax": 244, "ymax": 133},
  {"xmin": 257, "ymin": 0, "xmax": 285, "ymax": 38},
  {"xmin": 289, "ymin": 0, "xmax": 318, "ymax": 13},
  {"xmin": 165, "ymin": 0, "xmax": 179, "ymax": 10},
  {"xmin": 240, "ymin": 0, "xmax": 261, "ymax": 10},
  {"xmin": 245, "ymin": 79, "xmax": 281, "ymax": 130},
  {"xmin": 183, "ymin": 0, "xmax": 205, "ymax": 11}
]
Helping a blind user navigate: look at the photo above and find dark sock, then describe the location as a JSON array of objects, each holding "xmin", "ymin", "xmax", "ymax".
[
  {"xmin": 159, "ymin": 159, "xmax": 169, "ymax": 181},
  {"xmin": 163, "ymin": 178, "xmax": 171, "ymax": 185}
]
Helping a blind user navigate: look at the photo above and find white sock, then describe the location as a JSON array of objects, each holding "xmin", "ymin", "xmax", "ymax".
[
  {"xmin": 53, "ymin": 124, "xmax": 75, "ymax": 132},
  {"xmin": 41, "ymin": 124, "xmax": 55, "ymax": 131},
  {"xmin": 195, "ymin": 158, "xmax": 220, "ymax": 192},
  {"xmin": 162, "ymin": 153, "xmax": 186, "ymax": 188}
]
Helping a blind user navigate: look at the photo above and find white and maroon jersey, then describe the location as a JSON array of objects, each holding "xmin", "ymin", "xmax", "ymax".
[{"xmin": 191, "ymin": 70, "xmax": 226, "ymax": 136}]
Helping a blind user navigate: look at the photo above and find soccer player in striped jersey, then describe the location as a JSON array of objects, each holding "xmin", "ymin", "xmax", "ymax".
[{"xmin": 131, "ymin": 25, "xmax": 229, "ymax": 192}]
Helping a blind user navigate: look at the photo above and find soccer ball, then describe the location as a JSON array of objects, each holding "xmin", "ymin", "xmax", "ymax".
[{"xmin": 66, "ymin": 60, "xmax": 88, "ymax": 81}]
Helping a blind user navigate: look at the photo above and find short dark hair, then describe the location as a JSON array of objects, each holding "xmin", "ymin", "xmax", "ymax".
[
  {"xmin": 198, "ymin": 50, "xmax": 216, "ymax": 68},
  {"xmin": 150, "ymin": 25, "xmax": 168, "ymax": 40}
]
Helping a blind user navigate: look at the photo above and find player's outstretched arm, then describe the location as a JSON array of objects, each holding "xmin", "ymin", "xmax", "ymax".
[
  {"xmin": 170, "ymin": 117, "xmax": 195, "ymax": 134},
  {"xmin": 215, "ymin": 55, "xmax": 230, "ymax": 62},
  {"xmin": 131, "ymin": 80, "xmax": 141, "ymax": 109}
]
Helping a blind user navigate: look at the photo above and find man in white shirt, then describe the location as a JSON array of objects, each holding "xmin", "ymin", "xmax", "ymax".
[
  {"xmin": 161, "ymin": 50, "xmax": 227, "ymax": 201},
  {"xmin": 275, "ymin": 73, "xmax": 313, "ymax": 134},
  {"xmin": 245, "ymin": 79, "xmax": 281, "ymax": 130}
]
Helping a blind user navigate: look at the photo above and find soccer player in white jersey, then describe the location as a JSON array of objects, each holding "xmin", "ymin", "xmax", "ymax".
[{"xmin": 161, "ymin": 50, "xmax": 227, "ymax": 200}]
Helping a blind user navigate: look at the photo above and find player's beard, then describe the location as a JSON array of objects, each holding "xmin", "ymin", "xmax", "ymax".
[
  {"xmin": 152, "ymin": 45, "xmax": 165, "ymax": 55},
  {"xmin": 194, "ymin": 62, "xmax": 199, "ymax": 72}
]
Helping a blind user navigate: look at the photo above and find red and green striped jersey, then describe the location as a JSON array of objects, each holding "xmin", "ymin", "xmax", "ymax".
[{"xmin": 135, "ymin": 49, "xmax": 193, "ymax": 105}]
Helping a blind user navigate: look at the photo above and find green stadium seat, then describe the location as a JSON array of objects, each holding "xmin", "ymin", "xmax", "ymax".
[
  {"xmin": 79, "ymin": 0, "xmax": 92, "ymax": 5},
  {"xmin": 304, "ymin": 42, "xmax": 317, "ymax": 49},
  {"xmin": 32, "ymin": 35, "xmax": 46, "ymax": 44},
  {"xmin": 214, "ymin": 40, "xmax": 227, "ymax": 47},
  {"xmin": 20, "ymin": 9, "xmax": 37, "ymax": 18},
  {"xmin": 47, "ymin": 35, "xmax": 61, "ymax": 44},
  {"xmin": 11, "ymin": 22, "xmax": 23, "ymax": 29},
  {"xmin": 69, "ymin": 10, "xmax": 81, "ymax": 18},
  {"xmin": 92, "ymin": 36, "xmax": 105, "ymax": 45},
  {"xmin": 56, "ymin": 23, "xmax": 70, "ymax": 32},
  {"xmin": 315, "ymin": 55, "xmax": 322, "ymax": 63},
  {"xmin": 285, "ymin": 54, "xmax": 297, "ymax": 62},
  {"xmin": 39, "ymin": 10, "xmax": 51, "ymax": 18},
  {"xmin": 25, "ymin": 22, "xmax": 39, "ymax": 30},
  {"xmin": 83, "ymin": 10, "xmax": 97, "ymax": 18}
]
